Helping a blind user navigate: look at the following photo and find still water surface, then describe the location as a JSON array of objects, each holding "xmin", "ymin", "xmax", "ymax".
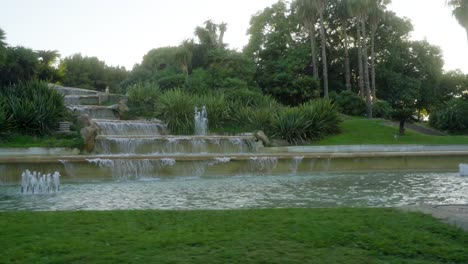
[{"xmin": 1, "ymin": 171, "xmax": 467, "ymax": 211}]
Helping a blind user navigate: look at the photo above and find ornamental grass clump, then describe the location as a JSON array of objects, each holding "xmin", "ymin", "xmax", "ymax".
[
  {"xmin": 271, "ymin": 99, "xmax": 341, "ymax": 144},
  {"xmin": 155, "ymin": 89, "xmax": 196, "ymax": 135},
  {"xmin": 0, "ymin": 81, "xmax": 66, "ymax": 135}
]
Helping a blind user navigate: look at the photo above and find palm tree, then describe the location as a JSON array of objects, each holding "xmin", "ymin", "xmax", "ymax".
[
  {"xmin": 311, "ymin": 0, "xmax": 329, "ymax": 99},
  {"xmin": 447, "ymin": 0, "xmax": 468, "ymax": 41},
  {"xmin": 36, "ymin": 50, "xmax": 60, "ymax": 67},
  {"xmin": 369, "ymin": 0, "xmax": 391, "ymax": 101},
  {"xmin": 294, "ymin": 0, "xmax": 319, "ymax": 80},
  {"xmin": 176, "ymin": 40, "xmax": 194, "ymax": 81},
  {"xmin": 336, "ymin": 0, "xmax": 352, "ymax": 91},
  {"xmin": 349, "ymin": 0, "xmax": 372, "ymax": 118},
  {"xmin": 218, "ymin": 22, "xmax": 227, "ymax": 47},
  {"xmin": 204, "ymin": 20, "xmax": 218, "ymax": 46},
  {"xmin": 0, "ymin": 28, "xmax": 6, "ymax": 49}
]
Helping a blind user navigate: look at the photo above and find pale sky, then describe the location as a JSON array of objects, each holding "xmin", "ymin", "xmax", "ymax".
[{"xmin": 1, "ymin": 0, "xmax": 467, "ymax": 73}]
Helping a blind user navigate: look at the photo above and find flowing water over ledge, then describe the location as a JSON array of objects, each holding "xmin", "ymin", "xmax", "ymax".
[{"xmin": 1, "ymin": 171, "xmax": 467, "ymax": 211}]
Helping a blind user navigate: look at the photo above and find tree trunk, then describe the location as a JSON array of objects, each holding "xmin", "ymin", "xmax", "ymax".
[
  {"xmin": 218, "ymin": 31, "xmax": 225, "ymax": 47},
  {"xmin": 361, "ymin": 19, "xmax": 372, "ymax": 119},
  {"xmin": 370, "ymin": 28, "xmax": 377, "ymax": 101},
  {"xmin": 309, "ymin": 23, "xmax": 319, "ymax": 80},
  {"xmin": 319, "ymin": 12, "xmax": 329, "ymax": 100},
  {"xmin": 356, "ymin": 23, "xmax": 365, "ymax": 98},
  {"xmin": 399, "ymin": 119, "xmax": 405, "ymax": 135},
  {"xmin": 343, "ymin": 21, "xmax": 351, "ymax": 91}
]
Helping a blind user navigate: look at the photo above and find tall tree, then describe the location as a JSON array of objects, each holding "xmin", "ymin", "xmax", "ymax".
[
  {"xmin": 349, "ymin": 0, "xmax": 373, "ymax": 118},
  {"xmin": 336, "ymin": 0, "xmax": 352, "ymax": 91},
  {"xmin": 218, "ymin": 22, "xmax": 227, "ymax": 47},
  {"xmin": 312, "ymin": 0, "xmax": 329, "ymax": 99},
  {"xmin": 294, "ymin": 0, "xmax": 319, "ymax": 80},
  {"xmin": 448, "ymin": 0, "xmax": 468, "ymax": 41},
  {"xmin": 36, "ymin": 50, "xmax": 60, "ymax": 67},
  {"xmin": 369, "ymin": 0, "xmax": 391, "ymax": 101},
  {"xmin": 0, "ymin": 28, "xmax": 6, "ymax": 50}
]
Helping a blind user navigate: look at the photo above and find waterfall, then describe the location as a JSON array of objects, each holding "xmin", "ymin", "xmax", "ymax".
[
  {"xmin": 87, "ymin": 158, "xmax": 177, "ymax": 180},
  {"xmin": 20, "ymin": 170, "xmax": 60, "ymax": 194},
  {"xmin": 194, "ymin": 106, "xmax": 208, "ymax": 135},
  {"xmin": 460, "ymin": 164, "xmax": 468, "ymax": 176},
  {"xmin": 247, "ymin": 157, "xmax": 278, "ymax": 175},
  {"xmin": 289, "ymin": 156, "xmax": 304, "ymax": 175},
  {"xmin": 95, "ymin": 120, "xmax": 167, "ymax": 136}
]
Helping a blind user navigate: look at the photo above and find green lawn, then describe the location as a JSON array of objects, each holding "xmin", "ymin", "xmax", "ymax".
[
  {"xmin": 1, "ymin": 209, "xmax": 467, "ymax": 263},
  {"xmin": 315, "ymin": 118, "xmax": 468, "ymax": 145},
  {"xmin": 0, "ymin": 134, "xmax": 82, "ymax": 148}
]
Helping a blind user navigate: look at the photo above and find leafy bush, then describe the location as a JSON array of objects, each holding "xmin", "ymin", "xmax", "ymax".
[
  {"xmin": 335, "ymin": 90, "xmax": 366, "ymax": 116},
  {"xmin": 196, "ymin": 93, "xmax": 230, "ymax": 130},
  {"xmin": 229, "ymin": 106, "xmax": 276, "ymax": 132},
  {"xmin": 271, "ymin": 99, "xmax": 341, "ymax": 144},
  {"xmin": 158, "ymin": 74, "xmax": 186, "ymax": 90},
  {"xmin": 155, "ymin": 89, "xmax": 196, "ymax": 134},
  {"xmin": 429, "ymin": 96, "xmax": 468, "ymax": 134},
  {"xmin": 300, "ymin": 99, "xmax": 341, "ymax": 137},
  {"xmin": 127, "ymin": 82, "xmax": 160, "ymax": 117},
  {"xmin": 225, "ymin": 88, "xmax": 279, "ymax": 109},
  {"xmin": 0, "ymin": 98, "xmax": 13, "ymax": 134},
  {"xmin": 373, "ymin": 100, "xmax": 393, "ymax": 119},
  {"xmin": 0, "ymin": 81, "xmax": 66, "ymax": 135},
  {"xmin": 271, "ymin": 107, "xmax": 309, "ymax": 144}
]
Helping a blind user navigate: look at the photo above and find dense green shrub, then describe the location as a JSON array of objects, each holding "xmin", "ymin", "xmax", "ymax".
[
  {"xmin": 0, "ymin": 81, "xmax": 66, "ymax": 135},
  {"xmin": 127, "ymin": 82, "xmax": 160, "ymax": 117},
  {"xmin": 300, "ymin": 99, "xmax": 341, "ymax": 137},
  {"xmin": 335, "ymin": 91, "xmax": 366, "ymax": 116},
  {"xmin": 158, "ymin": 74, "xmax": 186, "ymax": 90},
  {"xmin": 155, "ymin": 89, "xmax": 196, "ymax": 134},
  {"xmin": 229, "ymin": 106, "xmax": 276, "ymax": 131},
  {"xmin": 373, "ymin": 100, "xmax": 393, "ymax": 119},
  {"xmin": 429, "ymin": 96, "xmax": 468, "ymax": 134},
  {"xmin": 225, "ymin": 88, "xmax": 279, "ymax": 109},
  {"xmin": 0, "ymin": 98, "xmax": 13, "ymax": 134},
  {"xmin": 271, "ymin": 99, "xmax": 341, "ymax": 144},
  {"xmin": 196, "ymin": 93, "xmax": 230, "ymax": 130},
  {"xmin": 271, "ymin": 107, "xmax": 308, "ymax": 143}
]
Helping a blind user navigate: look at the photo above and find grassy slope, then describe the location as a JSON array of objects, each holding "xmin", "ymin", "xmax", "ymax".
[
  {"xmin": 315, "ymin": 118, "xmax": 468, "ymax": 145},
  {"xmin": 1, "ymin": 209, "xmax": 467, "ymax": 263}
]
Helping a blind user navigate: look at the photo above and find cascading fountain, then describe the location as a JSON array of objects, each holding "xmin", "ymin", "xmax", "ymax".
[
  {"xmin": 194, "ymin": 106, "xmax": 208, "ymax": 136},
  {"xmin": 460, "ymin": 164, "xmax": 468, "ymax": 176},
  {"xmin": 20, "ymin": 170, "xmax": 60, "ymax": 194}
]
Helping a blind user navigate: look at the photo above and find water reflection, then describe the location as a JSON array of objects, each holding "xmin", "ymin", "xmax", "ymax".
[{"xmin": 0, "ymin": 171, "xmax": 467, "ymax": 211}]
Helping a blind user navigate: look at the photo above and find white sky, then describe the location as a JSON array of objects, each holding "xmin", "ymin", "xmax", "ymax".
[{"xmin": 1, "ymin": 0, "xmax": 467, "ymax": 73}]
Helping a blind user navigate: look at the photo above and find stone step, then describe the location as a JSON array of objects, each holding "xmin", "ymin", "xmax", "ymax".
[
  {"xmin": 67, "ymin": 105, "xmax": 119, "ymax": 120},
  {"xmin": 64, "ymin": 95, "xmax": 100, "ymax": 105}
]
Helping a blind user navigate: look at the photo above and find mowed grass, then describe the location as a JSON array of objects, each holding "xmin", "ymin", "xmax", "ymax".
[
  {"xmin": 315, "ymin": 118, "xmax": 468, "ymax": 145},
  {"xmin": 1, "ymin": 209, "xmax": 467, "ymax": 263}
]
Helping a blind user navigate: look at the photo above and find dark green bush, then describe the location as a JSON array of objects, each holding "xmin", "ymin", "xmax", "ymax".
[
  {"xmin": 271, "ymin": 107, "xmax": 308, "ymax": 144},
  {"xmin": 229, "ymin": 106, "xmax": 276, "ymax": 132},
  {"xmin": 225, "ymin": 88, "xmax": 279, "ymax": 109},
  {"xmin": 0, "ymin": 98, "xmax": 13, "ymax": 134},
  {"xmin": 196, "ymin": 93, "xmax": 230, "ymax": 130},
  {"xmin": 158, "ymin": 74, "xmax": 186, "ymax": 90},
  {"xmin": 335, "ymin": 90, "xmax": 366, "ymax": 116},
  {"xmin": 429, "ymin": 96, "xmax": 468, "ymax": 134},
  {"xmin": 271, "ymin": 99, "xmax": 341, "ymax": 144},
  {"xmin": 155, "ymin": 89, "xmax": 196, "ymax": 134},
  {"xmin": 127, "ymin": 82, "xmax": 160, "ymax": 117},
  {"xmin": 300, "ymin": 99, "xmax": 341, "ymax": 137},
  {"xmin": 0, "ymin": 81, "xmax": 66, "ymax": 135},
  {"xmin": 373, "ymin": 100, "xmax": 393, "ymax": 119}
]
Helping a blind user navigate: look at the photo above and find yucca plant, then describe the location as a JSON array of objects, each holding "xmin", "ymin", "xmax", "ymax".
[
  {"xmin": 271, "ymin": 107, "xmax": 309, "ymax": 144},
  {"xmin": 301, "ymin": 99, "xmax": 341, "ymax": 138},
  {"xmin": 229, "ymin": 106, "xmax": 276, "ymax": 131},
  {"xmin": 1, "ymin": 81, "xmax": 66, "ymax": 135},
  {"xmin": 127, "ymin": 82, "xmax": 160, "ymax": 117},
  {"xmin": 155, "ymin": 89, "xmax": 196, "ymax": 134}
]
